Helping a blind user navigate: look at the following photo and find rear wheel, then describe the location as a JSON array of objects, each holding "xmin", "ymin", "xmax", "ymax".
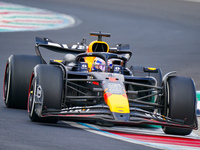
[
  {"xmin": 3, "ymin": 55, "xmax": 43, "ymax": 109},
  {"xmin": 163, "ymin": 76, "xmax": 196, "ymax": 135},
  {"xmin": 28, "ymin": 65, "xmax": 63, "ymax": 123}
]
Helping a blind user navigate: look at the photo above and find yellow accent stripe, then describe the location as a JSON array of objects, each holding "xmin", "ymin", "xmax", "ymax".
[
  {"xmin": 106, "ymin": 94, "xmax": 130, "ymax": 113},
  {"xmin": 54, "ymin": 60, "xmax": 63, "ymax": 63},
  {"xmin": 148, "ymin": 67, "xmax": 157, "ymax": 71}
]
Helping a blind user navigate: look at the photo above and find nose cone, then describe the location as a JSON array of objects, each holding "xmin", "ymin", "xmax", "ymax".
[
  {"xmin": 112, "ymin": 112, "xmax": 130, "ymax": 121},
  {"xmin": 104, "ymin": 93, "xmax": 130, "ymax": 113}
]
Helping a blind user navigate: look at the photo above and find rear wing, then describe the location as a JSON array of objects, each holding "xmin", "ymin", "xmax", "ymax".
[
  {"xmin": 35, "ymin": 36, "xmax": 132, "ymax": 63},
  {"xmin": 35, "ymin": 37, "xmax": 86, "ymax": 63},
  {"xmin": 109, "ymin": 44, "xmax": 132, "ymax": 60}
]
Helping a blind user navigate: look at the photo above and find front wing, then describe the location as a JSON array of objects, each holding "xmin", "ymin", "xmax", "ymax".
[{"xmin": 40, "ymin": 105, "xmax": 198, "ymax": 130}]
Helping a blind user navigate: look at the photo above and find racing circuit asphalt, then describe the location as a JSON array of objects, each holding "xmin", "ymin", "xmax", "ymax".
[{"xmin": 0, "ymin": 0, "xmax": 200, "ymax": 149}]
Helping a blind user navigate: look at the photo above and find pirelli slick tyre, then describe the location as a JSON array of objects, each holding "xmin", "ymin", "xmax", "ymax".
[
  {"xmin": 3, "ymin": 55, "xmax": 43, "ymax": 109},
  {"xmin": 28, "ymin": 64, "xmax": 63, "ymax": 123},
  {"xmin": 163, "ymin": 76, "xmax": 196, "ymax": 135}
]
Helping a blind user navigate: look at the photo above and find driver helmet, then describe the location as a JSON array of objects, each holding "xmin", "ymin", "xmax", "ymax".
[{"xmin": 92, "ymin": 57, "xmax": 106, "ymax": 72}]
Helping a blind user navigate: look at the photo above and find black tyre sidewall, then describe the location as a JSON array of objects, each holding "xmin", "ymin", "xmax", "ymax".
[
  {"xmin": 28, "ymin": 75, "xmax": 41, "ymax": 122},
  {"xmin": 168, "ymin": 76, "xmax": 196, "ymax": 125},
  {"xmin": 163, "ymin": 76, "xmax": 196, "ymax": 135},
  {"xmin": 4, "ymin": 55, "xmax": 42, "ymax": 109},
  {"xmin": 35, "ymin": 64, "xmax": 63, "ymax": 110},
  {"xmin": 29, "ymin": 64, "xmax": 63, "ymax": 123}
]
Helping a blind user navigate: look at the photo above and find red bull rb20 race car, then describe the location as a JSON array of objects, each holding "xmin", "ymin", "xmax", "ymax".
[{"xmin": 3, "ymin": 32, "xmax": 198, "ymax": 136}]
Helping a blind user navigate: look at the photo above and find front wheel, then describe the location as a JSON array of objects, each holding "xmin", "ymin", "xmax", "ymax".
[
  {"xmin": 162, "ymin": 76, "xmax": 197, "ymax": 135},
  {"xmin": 28, "ymin": 64, "xmax": 63, "ymax": 123}
]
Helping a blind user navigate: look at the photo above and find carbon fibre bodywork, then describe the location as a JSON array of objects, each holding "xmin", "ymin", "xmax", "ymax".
[
  {"xmin": 29, "ymin": 32, "xmax": 198, "ymax": 133},
  {"xmin": 5, "ymin": 32, "xmax": 192, "ymax": 136}
]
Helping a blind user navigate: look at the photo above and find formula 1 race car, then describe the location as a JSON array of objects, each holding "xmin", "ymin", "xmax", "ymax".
[{"xmin": 3, "ymin": 32, "xmax": 198, "ymax": 136}]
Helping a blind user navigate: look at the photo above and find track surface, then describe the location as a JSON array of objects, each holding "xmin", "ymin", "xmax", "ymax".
[{"xmin": 0, "ymin": 0, "xmax": 200, "ymax": 149}]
